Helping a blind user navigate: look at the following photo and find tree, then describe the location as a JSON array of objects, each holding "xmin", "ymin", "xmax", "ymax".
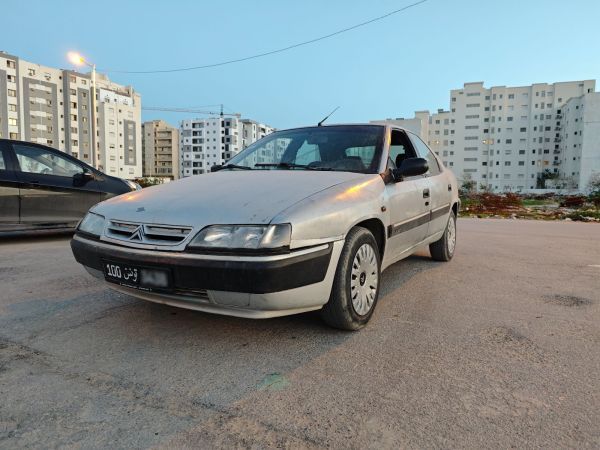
[
  {"xmin": 459, "ymin": 173, "xmax": 476, "ymax": 196},
  {"xmin": 588, "ymin": 173, "xmax": 600, "ymax": 207},
  {"xmin": 588, "ymin": 173, "xmax": 600, "ymax": 194},
  {"xmin": 479, "ymin": 182, "xmax": 491, "ymax": 193},
  {"xmin": 536, "ymin": 169, "xmax": 559, "ymax": 189}
]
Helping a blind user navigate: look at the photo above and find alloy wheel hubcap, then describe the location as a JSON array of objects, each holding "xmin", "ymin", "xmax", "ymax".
[
  {"xmin": 447, "ymin": 216, "xmax": 456, "ymax": 254},
  {"xmin": 351, "ymin": 243, "xmax": 378, "ymax": 316}
]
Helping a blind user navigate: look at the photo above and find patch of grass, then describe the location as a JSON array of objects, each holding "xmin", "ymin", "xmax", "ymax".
[{"xmin": 522, "ymin": 198, "xmax": 556, "ymax": 207}]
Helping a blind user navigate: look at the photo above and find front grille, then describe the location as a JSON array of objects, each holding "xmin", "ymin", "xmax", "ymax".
[{"xmin": 106, "ymin": 220, "xmax": 192, "ymax": 246}]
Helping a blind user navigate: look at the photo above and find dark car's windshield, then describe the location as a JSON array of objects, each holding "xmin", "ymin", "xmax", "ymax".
[{"xmin": 226, "ymin": 125, "xmax": 385, "ymax": 174}]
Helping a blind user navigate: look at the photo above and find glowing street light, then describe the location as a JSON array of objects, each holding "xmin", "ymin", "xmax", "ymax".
[
  {"xmin": 67, "ymin": 51, "xmax": 98, "ymax": 168},
  {"xmin": 67, "ymin": 51, "xmax": 85, "ymax": 66}
]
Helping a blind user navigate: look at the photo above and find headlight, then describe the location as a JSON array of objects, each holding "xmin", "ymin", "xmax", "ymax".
[
  {"xmin": 125, "ymin": 180, "xmax": 141, "ymax": 191},
  {"xmin": 188, "ymin": 224, "xmax": 291, "ymax": 251},
  {"xmin": 78, "ymin": 212, "xmax": 105, "ymax": 237}
]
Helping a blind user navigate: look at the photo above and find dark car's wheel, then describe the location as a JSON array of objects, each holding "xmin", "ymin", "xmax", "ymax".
[
  {"xmin": 321, "ymin": 227, "xmax": 381, "ymax": 331},
  {"xmin": 429, "ymin": 209, "xmax": 456, "ymax": 262}
]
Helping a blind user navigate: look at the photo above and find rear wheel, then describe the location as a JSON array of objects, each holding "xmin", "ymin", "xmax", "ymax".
[
  {"xmin": 321, "ymin": 227, "xmax": 381, "ymax": 331},
  {"xmin": 429, "ymin": 209, "xmax": 456, "ymax": 262}
]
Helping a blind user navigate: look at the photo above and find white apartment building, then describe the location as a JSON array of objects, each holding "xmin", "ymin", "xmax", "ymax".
[
  {"xmin": 371, "ymin": 110, "xmax": 431, "ymax": 139},
  {"xmin": 179, "ymin": 116, "xmax": 274, "ymax": 177},
  {"xmin": 0, "ymin": 51, "xmax": 142, "ymax": 178},
  {"xmin": 142, "ymin": 120, "xmax": 179, "ymax": 179},
  {"xmin": 374, "ymin": 80, "xmax": 597, "ymax": 193},
  {"xmin": 558, "ymin": 92, "xmax": 600, "ymax": 191}
]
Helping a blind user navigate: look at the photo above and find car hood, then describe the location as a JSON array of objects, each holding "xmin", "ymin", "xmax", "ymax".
[{"xmin": 93, "ymin": 170, "xmax": 366, "ymax": 227}]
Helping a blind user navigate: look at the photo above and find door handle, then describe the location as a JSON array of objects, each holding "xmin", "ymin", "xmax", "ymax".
[
  {"xmin": 448, "ymin": 184, "xmax": 452, "ymax": 192},
  {"xmin": 423, "ymin": 188, "xmax": 430, "ymax": 199}
]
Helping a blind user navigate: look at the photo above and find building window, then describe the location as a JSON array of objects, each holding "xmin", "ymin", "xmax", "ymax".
[
  {"xmin": 6, "ymin": 60, "xmax": 16, "ymax": 69},
  {"xmin": 28, "ymin": 68, "xmax": 35, "ymax": 76},
  {"xmin": 7, "ymin": 89, "xmax": 16, "ymax": 97}
]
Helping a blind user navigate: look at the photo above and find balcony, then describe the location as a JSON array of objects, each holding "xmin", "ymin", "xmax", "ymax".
[{"xmin": 553, "ymin": 161, "xmax": 561, "ymax": 166}]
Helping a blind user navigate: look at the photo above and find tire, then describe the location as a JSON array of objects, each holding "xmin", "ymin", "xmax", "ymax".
[
  {"xmin": 321, "ymin": 227, "xmax": 381, "ymax": 331},
  {"xmin": 429, "ymin": 209, "xmax": 457, "ymax": 262}
]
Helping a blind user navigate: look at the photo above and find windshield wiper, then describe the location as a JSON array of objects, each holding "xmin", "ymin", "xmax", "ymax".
[
  {"xmin": 218, "ymin": 164, "xmax": 252, "ymax": 170},
  {"xmin": 255, "ymin": 163, "xmax": 332, "ymax": 171}
]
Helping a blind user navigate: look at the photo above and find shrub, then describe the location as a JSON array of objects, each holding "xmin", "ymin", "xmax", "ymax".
[{"xmin": 559, "ymin": 196, "xmax": 586, "ymax": 208}]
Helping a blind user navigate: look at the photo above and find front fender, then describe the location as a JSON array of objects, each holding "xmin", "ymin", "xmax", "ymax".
[{"xmin": 271, "ymin": 175, "xmax": 387, "ymax": 249}]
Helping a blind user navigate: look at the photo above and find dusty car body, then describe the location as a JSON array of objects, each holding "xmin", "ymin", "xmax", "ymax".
[{"xmin": 71, "ymin": 124, "xmax": 459, "ymax": 329}]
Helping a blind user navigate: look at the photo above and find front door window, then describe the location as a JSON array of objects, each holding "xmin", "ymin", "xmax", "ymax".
[{"xmin": 13, "ymin": 144, "xmax": 83, "ymax": 177}]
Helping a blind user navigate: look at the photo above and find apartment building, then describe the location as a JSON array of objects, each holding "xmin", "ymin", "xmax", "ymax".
[
  {"xmin": 0, "ymin": 51, "xmax": 142, "ymax": 178},
  {"xmin": 374, "ymin": 80, "xmax": 597, "ymax": 193},
  {"xmin": 558, "ymin": 92, "xmax": 600, "ymax": 191},
  {"xmin": 142, "ymin": 120, "xmax": 179, "ymax": 179},
  {"xmin": 371, "ymin": 110, "xmax": 431, "ymax": 139},
  {"xmin": 179, "ymin": 116, "xmax": 274, "ymax": 177}
]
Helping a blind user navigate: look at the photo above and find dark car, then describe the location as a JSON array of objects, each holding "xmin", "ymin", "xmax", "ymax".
[{"xmin": 0, "ymin": 139, "xmax": 138, "ymax": 233}]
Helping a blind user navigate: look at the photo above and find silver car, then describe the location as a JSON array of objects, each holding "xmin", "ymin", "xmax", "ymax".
[{"xmin": 71, "ymin": 124, "xmax": 459, "ymax": 330}]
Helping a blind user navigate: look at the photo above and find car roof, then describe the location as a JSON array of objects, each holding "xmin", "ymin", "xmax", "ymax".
[
  {"xmin": 0, "ymin": 138, "xmax": 102, "ymax": 173},
  {"xmin": 272, "ymin": 123, "xmax": 412, "ymax": 133}
]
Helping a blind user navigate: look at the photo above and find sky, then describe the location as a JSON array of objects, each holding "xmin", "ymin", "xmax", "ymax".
[{"xmin": 3, "ymin": 0, "xmax": 599, "ymax": 129}]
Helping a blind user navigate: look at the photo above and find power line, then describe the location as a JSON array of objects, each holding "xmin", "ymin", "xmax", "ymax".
[
  {"xmin": 100, "ymin": 0, "xmax": 429, "ymax": 74},
  {"xmin": 143, "ymin": 106, "xmax": 240, "ymax": 117}
]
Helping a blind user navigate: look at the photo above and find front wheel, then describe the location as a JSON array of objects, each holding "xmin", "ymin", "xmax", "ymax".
[
  {"xmin": 321, "ymin": 227, "xmax": 381, "ymax": 331},
  {"xmin": 429, "ymin": 209, "xmax": 456, "ymax": 262}
]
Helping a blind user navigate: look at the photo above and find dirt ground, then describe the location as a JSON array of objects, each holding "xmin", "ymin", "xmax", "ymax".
[{"xmin": 1, "ymin": 219, "xmax": 599, "ymax": 449}]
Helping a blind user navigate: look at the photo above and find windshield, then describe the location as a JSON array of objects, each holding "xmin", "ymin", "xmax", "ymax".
[{"xmin": 226, "ymin": 125, "xmax": 385, "ymax": 173}]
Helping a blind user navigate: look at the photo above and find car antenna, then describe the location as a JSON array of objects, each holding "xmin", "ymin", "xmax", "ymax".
[{"xmin": 317, "ymin": 106, "xmax": 340, "ymax": 127}]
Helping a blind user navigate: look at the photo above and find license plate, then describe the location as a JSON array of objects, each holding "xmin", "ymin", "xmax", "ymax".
[{"xmin": 103, "ymin": 261, "xmax": 171, "ymax": 291}]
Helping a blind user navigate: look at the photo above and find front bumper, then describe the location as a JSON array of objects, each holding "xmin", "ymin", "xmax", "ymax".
[{"xmin": 71, "ymin": 234, "xmax": 343, "ymax": 318}]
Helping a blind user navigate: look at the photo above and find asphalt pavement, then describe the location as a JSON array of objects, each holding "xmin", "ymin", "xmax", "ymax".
[{"xmin": 0, "ymin": 219, "xmax": 599, "ymax": 449}]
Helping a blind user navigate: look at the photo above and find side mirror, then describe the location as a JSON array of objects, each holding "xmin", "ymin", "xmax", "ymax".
[
  {"xmin": 73, "ymin": 169, "xmax": 95, "ymax": 185},
  {"xmin": 391, "ymin": 157, "xmax": 428, "ymax": 182},
  {"xmin": 211, "ymin": 164, "xmax": 223, "ymax": 172}
]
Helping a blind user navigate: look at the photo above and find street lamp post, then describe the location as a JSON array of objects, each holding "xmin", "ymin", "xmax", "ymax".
[{"xmin": 67, "ymin": 52, "xmax": 97, "ymax": 168}]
